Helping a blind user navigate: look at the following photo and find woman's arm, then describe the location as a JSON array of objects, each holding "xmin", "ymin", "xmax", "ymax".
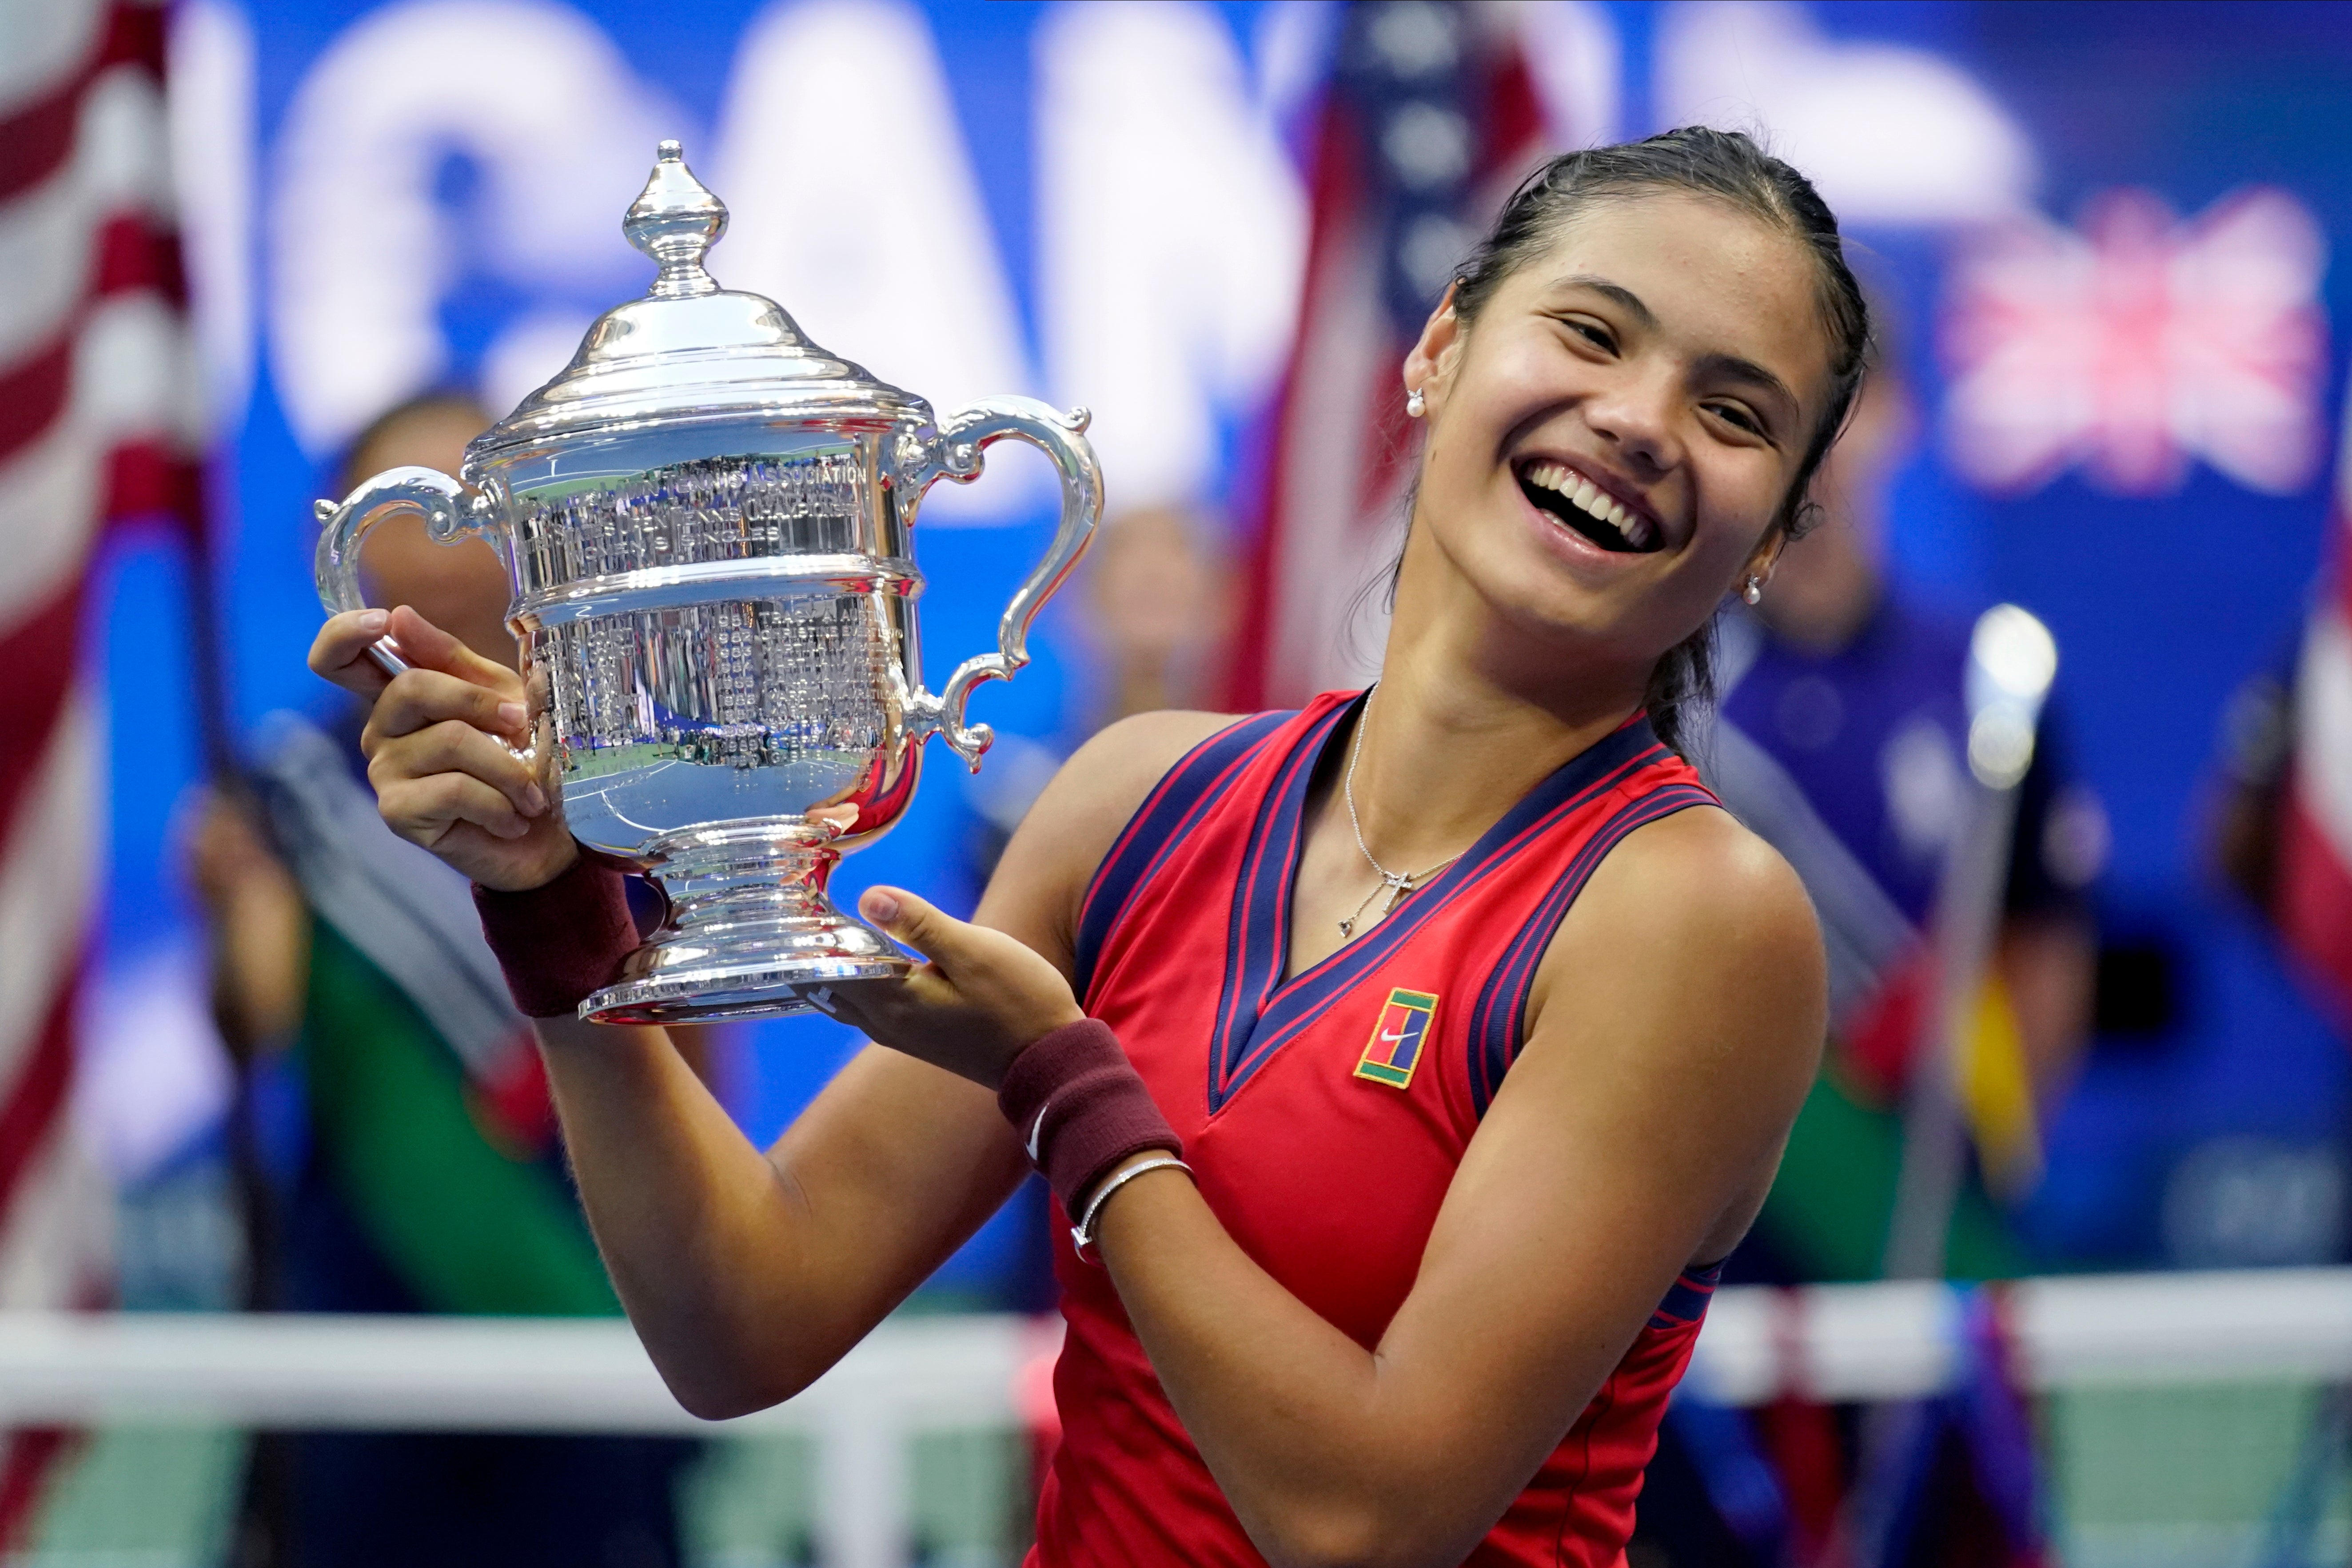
[
  {"xmin": 530, "ymin": 1017, "xmax": 1029, "ymax": 1414},
  {"xmin": 310, "ymin": 602, "xmax": 1234, "ymax": 1414},
  {"xmin": 841, "ymin": 806, "xmax": 1824, "ymax": 1568},
  {"xmin": 551, "ymin": 704, "xmax": 1241, "ymax": 1413}
]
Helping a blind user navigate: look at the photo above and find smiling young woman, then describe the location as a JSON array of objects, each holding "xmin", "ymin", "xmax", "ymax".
[{"xmin": 311, "ymin": 128, "xmax": 1866, "ymax": 1567}]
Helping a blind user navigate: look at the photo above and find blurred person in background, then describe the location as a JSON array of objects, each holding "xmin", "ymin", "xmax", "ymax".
[
  {"xmin": 964, "ymin": 502, "xmax": 1235, "ymax": 887},
  {"xmin": 1635, "ymin": 340, "xmax": 2105, "ymax": 1567},
  {"xmin": 185, "ymin": 393, "xmax": 696, "ymax": 1568},
  {"xmin": 2205, "ymin": 557, "xmax": 2352, "ymax": 1263},
  {"xmin": 1710, "ymin": 342, "xmax": 2102, "ymax": 1289},
  {"xmin": 1084, "ymin": 504, "xmax": 1235, "ymax": 728}
]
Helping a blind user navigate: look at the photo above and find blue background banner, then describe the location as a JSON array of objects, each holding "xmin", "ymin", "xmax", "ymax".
[{"xmin": 97, "ymin": 0, "xmax": 2352, "ymax": 1290}]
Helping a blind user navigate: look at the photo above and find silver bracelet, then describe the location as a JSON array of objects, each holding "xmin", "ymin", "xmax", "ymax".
[{"xmin": 1070, "ymin": 1156, "xmax": 1192, "ymax": 1260}]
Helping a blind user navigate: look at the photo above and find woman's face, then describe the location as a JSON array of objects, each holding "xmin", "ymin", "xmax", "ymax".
[{"xmin": 1404, "ymin": 193, "xmax": 1835, "ymax": 680}]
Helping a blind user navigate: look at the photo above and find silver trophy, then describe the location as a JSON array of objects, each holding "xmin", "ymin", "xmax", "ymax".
[{"xmin": 314, "ymin": 141, "xmax": 1100, "ymax": 1024}]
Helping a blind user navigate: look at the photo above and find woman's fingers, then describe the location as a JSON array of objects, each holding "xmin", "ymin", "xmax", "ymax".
[
  {"xmin": 857, "ymin": 887, "xmax": 959, "ymax": 968},
  {"xmin": 847, "ymin": 887, "xmax": 1086, "ymax": 1066},
  {"xmin": 370, "ymin": 717, "xmax": 546, "ymax": 819},
  {"xmin": 377, "ymin": 768, "xmax": 537, "ymax": 846},
  {"xmin": 311, "ymin": 604, "xmax": 523, "ymax": 712},
  {"xmin": 307, "ymin": 605, "xmax": 576, "ymax": 890},
  {"xmin": 363, "ymin": 667, "xmax": 529, "ymax": 752},
  {"xmin": 308, "ymin": 609, "xmax": 396, "ymax": 699},
  {"xmin": 384, "ymin": 604, "xmax": 518, "ymax": 691}
]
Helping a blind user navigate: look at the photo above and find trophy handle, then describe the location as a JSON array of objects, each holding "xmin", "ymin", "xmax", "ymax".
[
  {"xmin": 904, "ymin": 398, "xmax": 1102, "ymax": 767},
  {"xmin": 312, "ymin": 465, "xmax": 504, "ymax": 677}
]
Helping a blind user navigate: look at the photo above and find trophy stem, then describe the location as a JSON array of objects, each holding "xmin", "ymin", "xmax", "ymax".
[{"xmin": 579, "ymin": 817, "xmax": 909, "ymax": 1025}]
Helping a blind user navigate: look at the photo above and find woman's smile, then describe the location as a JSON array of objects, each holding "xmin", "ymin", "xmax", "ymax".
[{"xmin": 1513, "ymin": 456, "xmax": 1665, "ymax": 553}]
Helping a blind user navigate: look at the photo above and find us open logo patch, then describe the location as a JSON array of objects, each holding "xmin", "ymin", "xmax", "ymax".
[{"xmin": 1355, "ymin": 988, "xmax": 1438, "ymax": 1089}]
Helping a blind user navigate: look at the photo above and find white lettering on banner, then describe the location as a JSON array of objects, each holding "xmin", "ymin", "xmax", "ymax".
[
  {"xmin": 714, "ymin": 0, "xmax": 1039, "ymax": 524},
  {"xmin": 1658, "ymin": 0, "xmax": 2036, "ymax": 226},
  {"xmin": 1034, "ymin": 1, "xmax": 1304, "ymax": 513},
  {"xmin": 268, "ymin": 0, "xmax": 679, "ymax": 456},
  {"xmin": 263, "ymin": 0, "xmax": 1305, "ymax": 529}
]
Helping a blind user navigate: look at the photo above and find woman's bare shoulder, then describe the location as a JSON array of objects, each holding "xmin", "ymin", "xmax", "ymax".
[
  {"xmin": 1059, "ymin": 709, "xmax": 1252, "ymax": 817},
  {"xmin": 1529, "ymin": 802, "xmax": 1825, "ymax": 1070},
  {"xmin": 973, "ymin": 710, "xmax": 1250, "ymax": 964},
  {"xmin": 1590, "ymin": 803, "xmax": 1817, "ymax": 946}
]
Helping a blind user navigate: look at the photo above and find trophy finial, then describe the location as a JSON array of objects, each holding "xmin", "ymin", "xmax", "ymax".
[{"xmin": 626, "ymin": 140, "xmax": 727, "ymax": 298}]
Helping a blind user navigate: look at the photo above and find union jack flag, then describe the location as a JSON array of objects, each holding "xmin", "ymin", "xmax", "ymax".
[{"xmin": 1940, "ymin": 186, "xmax": 2328, "ymax": 498}]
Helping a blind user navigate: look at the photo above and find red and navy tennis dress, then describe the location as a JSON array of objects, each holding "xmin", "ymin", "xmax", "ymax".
[{"xmin": 1032, "ymin": 691, "xmax": 1729, "ymax": 1567}]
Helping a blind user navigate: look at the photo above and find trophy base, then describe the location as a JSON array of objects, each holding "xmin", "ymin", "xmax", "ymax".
[{"xmin": 578, "ymin": 817, "xmax": 911, "ymax": 1026}]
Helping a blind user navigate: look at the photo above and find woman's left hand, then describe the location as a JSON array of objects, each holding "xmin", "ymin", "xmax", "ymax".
[{"xmin": 818, "ymin": 887, "xmax": 1084, "ymax": 1090}]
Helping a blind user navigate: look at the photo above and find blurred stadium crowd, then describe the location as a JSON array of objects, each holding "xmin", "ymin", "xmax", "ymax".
[{"xmin": 3, "ymin": 0, "xmax": 2351, "ymax": 1564}]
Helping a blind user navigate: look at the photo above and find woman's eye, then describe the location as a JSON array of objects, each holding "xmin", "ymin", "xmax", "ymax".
[
  {"xmin": 1566, "ymin": 320, "xmax": 1615, "ymax": 352},
  {"xmin": 1708, "ymin": 403, "xmax": 1764, "ymax": 437}
]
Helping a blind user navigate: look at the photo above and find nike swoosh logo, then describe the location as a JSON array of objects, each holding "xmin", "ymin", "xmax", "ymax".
[
  {"xmin": 1027, "ymin": 1102, "xmax": 1051, "ymax": 1164},
  {"xmin": 1381, "ymin": 1030, "xmax": 1408, "ymax": 1043}
]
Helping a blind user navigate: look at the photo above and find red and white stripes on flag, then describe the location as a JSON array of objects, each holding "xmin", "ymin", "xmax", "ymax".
[
  {"xmin": 1228, "ymin": 4, "xmax": 1547, "ymax": 712},
  {"xmin": 0, "ymin": 0, "xmax": 201, "ymax": 1524}
]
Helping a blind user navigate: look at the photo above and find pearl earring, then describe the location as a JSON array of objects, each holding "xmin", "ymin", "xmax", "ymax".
[
  {"xmin": 1742, "ymin": 576, "xmax": 1764, "ymax": 606},
  {"xmin": 1405, "ymin": 388, "xmax": 1425, "ymax": 418}
]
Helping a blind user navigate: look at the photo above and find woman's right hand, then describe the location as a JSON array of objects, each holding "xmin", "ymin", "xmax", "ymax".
[{"xmin": 309, "ymin": 604, "xmax": 578, "ymax": 891}]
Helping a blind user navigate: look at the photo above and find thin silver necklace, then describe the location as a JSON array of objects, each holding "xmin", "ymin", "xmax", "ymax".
[{"xmin": 1337, "ymin": 685, "xmax": 1464, "ymax": 939}]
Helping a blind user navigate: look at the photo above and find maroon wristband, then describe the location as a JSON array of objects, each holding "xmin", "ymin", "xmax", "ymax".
[
  {"xmin": 997, "ymin": 1018, "xmax": 1181, "ymax": 1218},
  {"xmin": 472, "ymin": 851, "xmax": 641, "ymax": 1019}
]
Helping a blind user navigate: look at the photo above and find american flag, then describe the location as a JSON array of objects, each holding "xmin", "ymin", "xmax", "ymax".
[
  {"xmin": 1228, "ymin": 0, "xmax": 1547, "ymax": 711},
  {"xmin": 1940, "ymin": 185, "xmax": 2328, "ymax": 499},
  {"xmin": 0, "ymin": 0, "xmax": 203, "ymax": 1534}
]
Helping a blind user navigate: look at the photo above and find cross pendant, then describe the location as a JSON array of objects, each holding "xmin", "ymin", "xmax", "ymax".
[{"xmin": 1340, "ymin": 874, "xmax": 1418, "ymax": 941}]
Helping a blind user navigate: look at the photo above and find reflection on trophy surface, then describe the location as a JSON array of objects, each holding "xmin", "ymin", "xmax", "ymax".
[{"xmin": 314, "ymin": 140, "xmax": 1101, "ymax": 1025}]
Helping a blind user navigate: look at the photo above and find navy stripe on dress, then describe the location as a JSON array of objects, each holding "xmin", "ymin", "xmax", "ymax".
[
  {"xmin": 1073, "ymin": 710, "xmax": 1292, "ymax": 1006},
  {"xmin": 1649, "ymin": 1260, "xmax": 1725, "ymax": 1330},
  {"xmin": 1208, "ymin": 698, "xmax": 1357, "ymax": 1106},
  {"xmin": 1464, "ymin": 782, "xmax": 1718, "ymax": 1116},
  {"xmin": 1205, "ymin": 714, "xmax": 1671, "ymax": 1114}
]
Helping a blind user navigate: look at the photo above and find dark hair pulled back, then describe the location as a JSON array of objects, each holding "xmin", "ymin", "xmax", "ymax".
[{"xmin": 1447, "ymin": 126, "xmax": 1872, "ymax": 754}]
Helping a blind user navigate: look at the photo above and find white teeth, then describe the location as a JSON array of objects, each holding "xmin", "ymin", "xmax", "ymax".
[
  {"xmin": 1574, "ymin": 485, "xmax": 1619, "ymax": 532},
  {"xmin": 1522, "ymin": 462, "xmax": 1650, "ymax": 548}
]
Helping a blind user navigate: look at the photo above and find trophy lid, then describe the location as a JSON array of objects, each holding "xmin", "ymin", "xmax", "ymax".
[{"xmin": 473, "ymin": 141, "xmax": 929, "ymax": 455}]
